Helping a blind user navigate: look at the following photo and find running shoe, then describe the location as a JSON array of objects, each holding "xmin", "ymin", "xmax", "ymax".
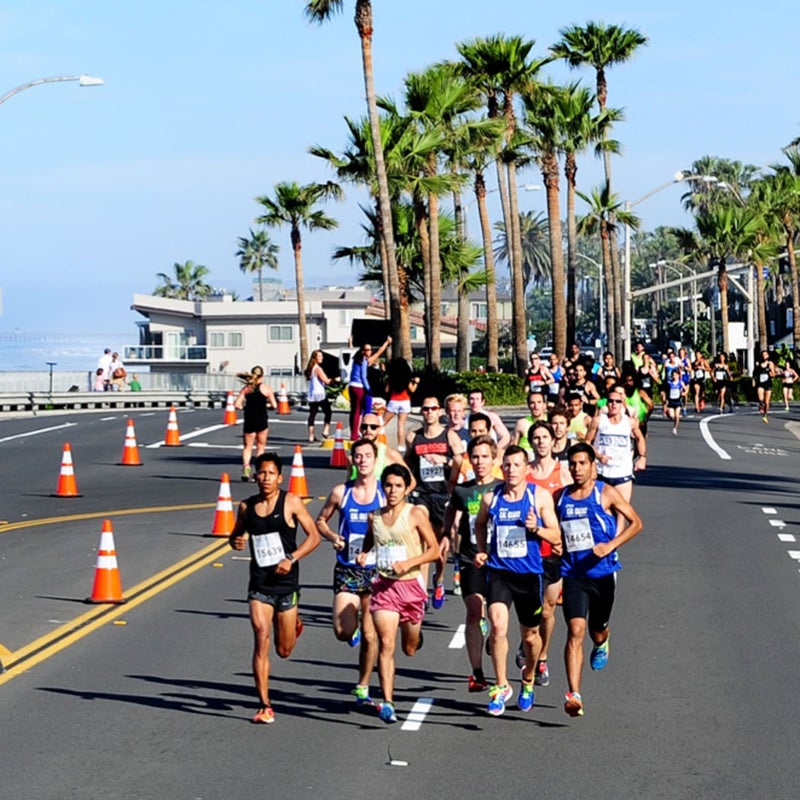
[
  {"xmin": 534, "ymin": 659, "xmax": 550, "ymax": 687},
  {"xmin": 468, "ymin": 674, "xmax": 488, "ymax": 693},
  {"xmin": 517, "ymin": 680, "xmax": 535, "ymax": 712},
  {"xmin": 564, "ymin": 691, "xmax": 584, "ymax": 717},
  {"xmin": 432, "ymin": 583, "xmax": 446, "ymax": 610},
  {"xmin": 378, "ymin": 701, "xmax": 398, "ymax": 724},
  {"xmin": 590, "ymin": 637, "xmax": 609, "ymax": 671},
  {"xmin": 479, "ymin": 616, "xmax": 490, "ymax": 637},
  {"xmin": 514, "ymin": 642, "xmax": 525, "ymax": 670},
  {"xmin": 453, "ymin": 568, "xmax": 462, "ymax": 596},
  {"xmin": 252, "ymin": 706, "xmax": 275, "ymax": 724},
  {"xmin": 349, "ymin": 627, "xmax": 361, "ymax": 648},
  {"xmin": 762, "ymin": 415, "xmax": 769, "ymax": 424},
  {"xmin": 351, "ymin": 685, "xmax": 372, "ymax": 706},
  {"xmin": 241, "ymin": 466, "xmax": 251, "ymax": 482},
  {"xmin": 487, "ymin": 684, "xmax": 513, "ymax": 716}
]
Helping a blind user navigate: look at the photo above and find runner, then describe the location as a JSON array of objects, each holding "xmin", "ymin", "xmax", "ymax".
[
  {"xmin": 566, "ymin": 392, "xmax": 592, "ymax": 442},
  {"xmin": 467, "ymin": 389, "xmax": 511, "ymax": 453},
  {"xmin": 781, "ymin": 359, "xmax": 798, "ymax": 412},
  {"xmin": 753, "ymin": 349, "xmax": 778, "ymax": 424},
  {"xmin": 473, "ymin": 445, "xmax": 561, "ymax": 716},
  {"xmin": 598, "ymin": 351, "xmax": 621, "ymax": 380},
  {"xmin": 619, "ymin": 368, "xmax": 654, "ymax": 440},
  {"xmin": 315, "ymin": 439, "xmax": 384, "ymax": 706},
  {"xmin": 584, "ymin": 383, "xmax": 647, "ymax": 516},
  {"xmin": 405, "ymin": 396, "xmax": 463, "ymax": 609},
  {"xmin": 348, "ymin": 412, "xmax": 412, "ymax": 489},
  {"xmin": 357, "ymin": 463, "xmax": 439, "ymax": 723},
  {"xmin": 445, "ymin": 393, "xmax": 472, "ymax": 452},
  {"xmin": 637, "ymin": 353, "xmax": 659, "ymax": 401},
  {"xmin": 712, "ymin": 354, "xmax": 733, "ymax": 414},
  {"xmin": 549, "ymin": 406, "xmax": 572, "ymax": 462},
  {"xmin": 524, "ymin": 421, "xmax": 570, "ymax": 687},
  {"xmin": 234, "ymin": 366, "xmax": 278, "ymax": 481},
  {"xmin": 547, "ymin": 352, "xmax": 564, "ymax": 407},
  {"xmin": 556, "ymin": 443, "xmax": 643, "ymax": 718},
  {"xmin": 513, "ymin": 390, "xmax": 549, "ymax": 458},
  {"xmin": 228, "ymin": 452, "xmax": 321, "ymax": 724},
  {"xmin": 444, "ymin": 434, "xmax": 503, "ymax": 693},
  {"xmin": 690, "ymin": 351, "xmax": 712, "ymax": 413},
  {"xmin": 524, "ymin": 352, "xmax": 554, "ymax": 396},
  {"xmin": 664, "ymin": 369, "xmax": 686, "ymax": 435}
]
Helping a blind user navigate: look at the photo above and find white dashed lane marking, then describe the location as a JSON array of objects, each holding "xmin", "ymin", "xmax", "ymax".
[
  {"xmin": 777, "ymin": 533, "xmax": 796, "ymax": 543},
  {"xmin": 401, "ymin": 698, "xmax": 434, "ymax": 731},
  {"xmin": 448, "ymin": 624, "xmax": 466, "ymax": 650}
]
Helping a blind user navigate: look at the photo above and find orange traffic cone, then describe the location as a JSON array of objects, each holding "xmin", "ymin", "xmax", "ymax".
[
  {"xmin": 210, "ymin": 473, "xmax": 236, "ymax": 536},
  {"xmin": 118, "ymin": 418, "xmax": 142, "ymax": 466},
  {"xmin": 52, "ymin": 442, "xmax": 82, "ymax": 497},
  {"xmin": 330, "ymin": 422, "xmax": 348, "ymax": 467},
  {"xmin": 164, "ymin": 405, "xmax": 183, "ymax": 446},
  {"xmin": 277, "ymin": 383, "xmax": 291, "ymax": 415},
  {"xmin": 288, "ymin": 444, "xmax": 311, "ymax": 498},
  {"xmin": 223, "ymin": 391, "xmax": 238, "ymax": 425},
  {"xmin": 86, "ymin": 520, "xmax": 126, "ymax": 604},
  {"xmin": 374, "ymin": 401, "xmax": 388, "ymax": 445}
]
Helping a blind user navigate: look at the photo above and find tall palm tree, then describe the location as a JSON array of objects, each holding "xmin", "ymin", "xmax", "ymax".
[
  {"xmin": 493, "ymin": 211, "xmax": 551, "ymax": 289},
  {"xmin": 153, "ymin": 260, "xmax": 212, "ymax": 301},
  {"xmin": 305, "ymin": 1, "xmax": 404, "ymax": 359},
  {"xmin": 552, "ymin": 22, "xmax": 648, "ymax": 355},
  {"xmin": 255, "ymin": 181, "xmax": 342, "ymax": 367},
  {"xmin": 235, "ymin": 228, "xmax": 279, "ymax": 301}
]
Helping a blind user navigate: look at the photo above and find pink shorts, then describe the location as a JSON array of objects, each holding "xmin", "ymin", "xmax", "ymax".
[{"xmin": 370, "ymin": 574, "xmax": 427, "ymax": 624}]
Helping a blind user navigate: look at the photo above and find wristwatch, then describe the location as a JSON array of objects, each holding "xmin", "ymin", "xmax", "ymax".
[{"xmin": 286, "ymin": 553, "xmax": 296, "ymax": 563}]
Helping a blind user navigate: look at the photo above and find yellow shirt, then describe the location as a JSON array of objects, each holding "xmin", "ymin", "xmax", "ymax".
[{"xmin": 371, "ymin": 503, "xmax": 424, "ymax": 580}]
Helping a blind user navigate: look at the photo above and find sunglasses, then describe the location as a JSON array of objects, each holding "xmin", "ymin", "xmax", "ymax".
[
  {"xmin": 421, "ymin": 405, "xmax": 440, "ymax": 412},
  {"xmin": 360, "ymin": 424, "xmax": 380, "ymax": 431},
  {"xmin": 608, "ymin": 398, "xmax": 624, "ymax": 404}
]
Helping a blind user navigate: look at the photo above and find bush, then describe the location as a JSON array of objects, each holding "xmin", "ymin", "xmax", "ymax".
[{"xmin": 410, "ymin": 366, "xmax": 525, "ymax": 407}]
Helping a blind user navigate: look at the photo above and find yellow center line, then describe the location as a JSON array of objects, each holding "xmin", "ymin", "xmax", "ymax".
[{"xmin": 0, "ymin": 537, "xmax": 231, "ymax": 686}]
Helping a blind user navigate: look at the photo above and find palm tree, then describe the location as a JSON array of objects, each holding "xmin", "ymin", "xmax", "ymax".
[
  {"xmin": 235, "ymin": 228, "xmax": 279, "ymax": 301},
  {"xmin": 256, "ymin": 181, "xmax": 342, "ymax": 367},
  {"xmin": 493, "ymin": 211, "xmax": 551, "ymax": 289},
  {"xmin": 552, "ymin": 21, "xmax": 648, "ymax": 355},
  {"xmin": 153, "ymin": 260, "xmax": 212, "ymax": 300},
  {"xmin": 305, "ymin": 1, "xmax": 404, "ymax": 359}
]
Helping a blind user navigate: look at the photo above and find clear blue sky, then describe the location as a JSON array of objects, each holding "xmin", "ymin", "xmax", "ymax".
[{"xmin": 0, "ymin": 0, "xmax": 797, "ymax": 337}]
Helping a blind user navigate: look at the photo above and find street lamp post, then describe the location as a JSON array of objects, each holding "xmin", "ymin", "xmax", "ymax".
[
  {"xmin": 0, "ymin": 75, "xmax": 104, "ymax": 107},
  {"xmin": 622, "ymin": 172, "xmax": 717, "ymax": 361},
  {"xmin": 650, "ymin": 260, "xmax": 699, "ymax": 344},
  {"xmin": 46, "ymin": 361, "xmax": 57, "ymax": 398},
  {"xmin": 577, "ymin": 252, "xmax": 605, "ymax": 343}
]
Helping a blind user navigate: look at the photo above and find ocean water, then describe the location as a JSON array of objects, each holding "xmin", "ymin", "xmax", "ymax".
[{"xmin": 0, "ymin": 331, "xmax": 132, "ymax": 372}]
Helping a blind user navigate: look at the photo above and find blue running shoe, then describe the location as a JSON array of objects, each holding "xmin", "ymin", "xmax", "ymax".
[
  {"xmin": 487, "ymin": 684, "xmax": 513, "ymax": 716},
  {"xmin": 349, "ymin": 627, "xmax": 361, "ymax": 648},
  {"xmin": 590, "ymin": 637, "xmax": 609, "ymax": 671},
  {"xmin": 351, "ymin": 685, "xmax": 372, "ymax": 706},
  {"xmin": 432, "ymin": 583, "xmax": 446, "ymax": 609},
  {"xmin": 517, "ymin": 680, "xmax": 535, "ymax": 712},
  {"xmin": 379, "ymin": 701, "xmax": 398, "ymax": 723},
  {"xmin": 479, "ymin": 616, "xmax": 489, "ymax": 637}
]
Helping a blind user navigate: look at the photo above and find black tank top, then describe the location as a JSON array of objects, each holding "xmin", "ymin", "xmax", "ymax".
[
  {"xmin": 408, "ymin": 427, "xmax": 451, "ymax": 496},
  {"xmin": 246, "ymin": 490, "xmax": 298, "ymax": 595},
  {"xmin": 244, "ymin": 387, "xmax": 269, "ymax": 426}
]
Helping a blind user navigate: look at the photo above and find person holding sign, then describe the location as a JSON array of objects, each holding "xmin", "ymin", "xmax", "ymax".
[
  {"xmin": 229, "ymin": 452, "xmax": 321, "ymax": 725},
  {"xmin": 555, "ymin": 442, "xmax": 643, "ymax": 718},
  {"xmin": 357, "ymin": 463, "xmax": 439, "ymax": 724},
  {"xmin": 316, "ymin": 439, "xmax": 385, "ymax": 706},
  {"xmin": 473, "ymin": 445, "xmax": 561, "ymax": 717}
]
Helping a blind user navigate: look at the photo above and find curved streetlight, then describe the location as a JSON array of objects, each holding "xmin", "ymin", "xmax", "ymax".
[
  {"xmin": 622, "ymin": 172, "xmax": 717, "ymax": 360},
  {"xmin": 0, "ymin": 74, "xmax": 104, "ymax": 107},
  {"xmin": 577, "ymin": 252, "xmax": 605, "ymax": 342},
  {"xmin": 649, "ymin": 259, "xmax": 700, "ymax": 342}
]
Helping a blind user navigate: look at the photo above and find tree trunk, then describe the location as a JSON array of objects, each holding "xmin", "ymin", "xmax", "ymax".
[
  {"xmin": 292, "ymin": 227, "xmax": 309, "ymax": 369},
  {"xmin": 507, "ymin": 160, "xmax": 528, "ymax": 377},
  {"xmin": 453, "ymin": 188, "xmax": 470, "ymax": 372},
  {"xmin": 787, "ymin": 224, "xmax": 800, "ymax": 352},
  {"xmin": 754, "ymin": 257, "xmax": 768, "ymax": 350},
  {"xmin": 565, "ymin": 154, "xmax": 578, "ymax": 347},
  {"xmin": 719, "ymin": 259, "xmax": 730, "ymax": 356},
  {"xmin": 356, "ymin": 0, "xmax": 407, "ymax": 360},
  {"xmin": 476, "ymin": 172, "xmax": 499, "ymax": 372},
  {"xmin": 609, "ymin": 227, "xmax": 623, "ymax": 361},
  {"xmin": 495, "ymin": 155, "xmax": 513, "ymax": 370},
  {"xmin": 427, "ymin": 165, "xmax": 442, "ymax": 369},
  {"xmin": 257, "ymin": 266, "xmax": 264, "ymax": 301},
  {"xmin": 414, "ymin": 194, "xmax": 433, "ymax": 367},
  {"xmin": 543, "ymin": 153, "xmax": 566, "ymax": 357},
  {"xmin": 374, "ymin": 200, "xmax": 390, "ymax": 319},
  {"xmin": 601, "ymin": 222, "xmax": 616, "ymax": 350}
]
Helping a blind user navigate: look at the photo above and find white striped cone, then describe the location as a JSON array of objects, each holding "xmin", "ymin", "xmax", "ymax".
[
  {"xmin": 119, "ymin": 419, "xmax": 142, "ymax": 466},
  {"xmin": 87, "ymin": 520, "xmax": 126, "ymax": 603},
  {"xmin": 210, "ymin": 473, "xmax": 235, "ymax": 536}
]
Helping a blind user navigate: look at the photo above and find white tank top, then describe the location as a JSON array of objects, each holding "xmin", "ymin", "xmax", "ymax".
[{"xmin": 595, "ymin": 413, "xmax": 633, "ymax": 479}]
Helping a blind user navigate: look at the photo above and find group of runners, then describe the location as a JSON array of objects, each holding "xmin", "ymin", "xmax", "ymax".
[{"xmin": 228, "ymin": 376, "xmax": 645, "ymax": 726}]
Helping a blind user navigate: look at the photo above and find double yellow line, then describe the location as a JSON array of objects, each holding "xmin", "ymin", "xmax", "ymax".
[{"xmin": 0, "ymin": 504, "xmax": 227, "ymax": 686}]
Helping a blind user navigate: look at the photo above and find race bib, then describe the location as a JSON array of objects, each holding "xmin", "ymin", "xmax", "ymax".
[
  {"xmin": 715, "ymin": 370, "xmax": 726, "ymax": 381},
  {"xmin": 759, "ymin": 373, "xmax": 769, "ymax": 384},
  {"xmin": 694, "ymin": 369, "xmax": 704, "ymax": 380},
  {"xmin": 669, "ymin": 386, "xmax": 681, "ymax": 400},
  {"xmin": 419, "ymin": 455, "xmax": 445, "ymax": 483},
  {"xmin": 348, "ymin": 534, "xmax": 376, "ymax": 566},
  {"xmin": 252, "ymin": 532, "xmax": 285, "ymax": 567},
  {"xmin": 495, "ymin": 523, "xmax": 528, "ymax": 559},
  {"xmin": 376, "ymin": 543, "xmax": 408, "ymax": 572},
  {"xmin": 562, "ymin": 518, "xmax": 594, "ymax": 553}
]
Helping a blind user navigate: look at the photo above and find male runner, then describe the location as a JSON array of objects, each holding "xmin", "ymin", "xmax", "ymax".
[
  {"xmin": 467, "ymin": 389, "xmax": 511, "ymax": 453},
  {"xmin": 349, "ymin": 412, "xmax": 413, "ymax": 490},
  {"xmin": 473, "ymin": 445, "xmax": 561, "ymax": 716},
  {"xmin": 229, "ymin": 452, "xmax": 321, "ymax": 724},
  {"xmin": 357, "ymin": 463, "xmax": 439, "ymax": 723},
  {"xmin": 316, "ymin": 438, "xmax": 384, "ymax": 705},
  {"xmin": 556, "ymin": 443, "xmax": 643, "ymax": 717},
  {"xmin": 444, "ymin": 434, "xmax": 503, "ymax": 693},
  {"xmin": 513, "ymin": 390, "xmax": 549, "ymax": 458},
  {"xmin": 405, "ymin": 396, "xmax": 463, "ymax": 609},
  {"xmin": 445, "ymin": 393, "xmax": 472, "ymax": 451}
]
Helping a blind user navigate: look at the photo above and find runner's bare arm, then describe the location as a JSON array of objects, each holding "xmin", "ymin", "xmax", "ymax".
[
  {"xmin": 472, "ymin": 495, "xmax": 492, "ymax": 567},
  {"xmin": 531, "ymin": 490, "xmax": 561, "ymax": 546},
  {"xmin": 315, "ymin": 484, "xmax": 345, "ymax": 547},
  {"xmin": 229, "ymin": 500, "xmax": 250, "ymax": 550},
  {"xmin": 594, "ymin": 483, "xmax": 643, "ymax": 557}
]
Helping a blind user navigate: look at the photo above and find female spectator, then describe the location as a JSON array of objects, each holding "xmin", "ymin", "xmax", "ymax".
[
  {"xmin": 234, "ymin": 366, "xmax": 277, "ymax": 481},
  {"xmin": 382, "ymin": 358, "xmax": 420, "ymax": 451},
  {"xmin": 109, "ymin": 352, "xmax": 127, "ymax": 392},
  {"xmin": 305, "ymin": 349, "xmax": 338, "ymax": 443},
  {"xmin": 348, "ymin": 337, "xmax": 391, "ymax": 440}
]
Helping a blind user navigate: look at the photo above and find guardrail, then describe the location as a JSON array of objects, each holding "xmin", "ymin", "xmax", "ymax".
[{"xmin": 0, "ymin": 389, "xmax": 309, "ymax": 414}]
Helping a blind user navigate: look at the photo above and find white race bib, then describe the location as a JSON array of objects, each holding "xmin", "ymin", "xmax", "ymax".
[
  {"xmin": 377, "ymin": 543, "xmax": 408, "ymax": 572},
  {"xmin": 495, "ymin": 523, "xmax": 528, "ymax": 559},
  {"xmin": 252, "ymin": 532, "xmax": 285, "ymax": 567},
  {"xmin": 669, "ymin": 386, "xmax": 681, "ymax": 400},
  {"xmin": 348, "ymin": 534, "xmax": 376, "ymax": 565},
  {"xmin": 759, "ymin": 373, "xmax": 770, "ymax": 384},
  {"xmin": 419, "ymin": 455, "xmax": 445, "ymax": 483},
  {"xmin": 562, "ymin": 518, "xmax": 594, "ymax": 553}
]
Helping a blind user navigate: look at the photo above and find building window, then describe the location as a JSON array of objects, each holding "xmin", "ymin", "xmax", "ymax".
[
  {"xmin": 410, "ymin": 325, "xmax": 419, "ymax": 341},
  {"xmin": 471, "ymin": 302, "xmax": 488, "ymax": 320},
  {"xmin": 269, "ymin": 368, "xmax": 293, "ymax": 377},
  {"xmin": 269, "ymin": 325, "xmax": 294, "ymax": 342},
  {"xmin": 339, "ymin": 309, "xmax": 349, "ymax": 326},
  {"xmin": 209, "ymin": 332, "xmax": 225, "ymax": 348},
  {"xmin": 227, "ymin": 331, "xmax": 243, "ymax": 348}
]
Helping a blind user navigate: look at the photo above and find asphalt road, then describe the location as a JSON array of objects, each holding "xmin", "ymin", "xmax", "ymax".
[{"xmin": 1, "ymin": 404, "xmax": 799, "ymax": 799}]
